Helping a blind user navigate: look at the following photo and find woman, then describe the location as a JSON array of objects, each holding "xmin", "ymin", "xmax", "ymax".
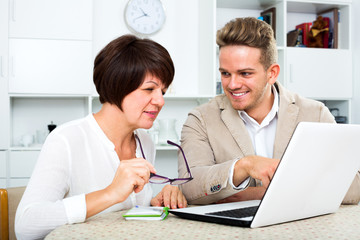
[{"xmin": 15, "ymin": 35, "xmax": 187, "ymax": 239}]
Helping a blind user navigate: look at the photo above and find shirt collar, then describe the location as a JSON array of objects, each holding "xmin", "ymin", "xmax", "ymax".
[
  {"xmin": 87, "ymin": 114, "xmax": 142, "ymax": 156},
  {"xmin": 87, "ymin": 113, "xmax": 115, "ymax": 150},
  {"xmin": 238, "ymin": 84, "xmax": 279, "ymax": 127}
]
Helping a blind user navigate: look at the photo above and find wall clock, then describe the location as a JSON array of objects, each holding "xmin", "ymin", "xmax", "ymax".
[{"xmin": 124, "ymin": 0, "xmax": 166, "ymax": 36}]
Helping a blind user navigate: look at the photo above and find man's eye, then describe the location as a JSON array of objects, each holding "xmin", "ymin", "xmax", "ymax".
[
  {"xmin": 241, "ymin": 72, "xmax": 251, "ymax": 77},
  {"xmin": 221, "ymin": 72, "xmax": 230, "ymax": 77}
]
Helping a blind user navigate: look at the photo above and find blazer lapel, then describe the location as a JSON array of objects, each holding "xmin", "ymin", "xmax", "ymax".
[
  {"xmin": 273, "ymin": 83, "xmax": 299, "ymax": 159},
  {"xmin": 219, "ymin": 95, "xmax": 255, "ymax": 157}
]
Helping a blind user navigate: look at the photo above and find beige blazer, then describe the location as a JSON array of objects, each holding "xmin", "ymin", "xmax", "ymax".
[{"xmin": 178, "ymin": 82, "xmax": 360, "ymax": 205}]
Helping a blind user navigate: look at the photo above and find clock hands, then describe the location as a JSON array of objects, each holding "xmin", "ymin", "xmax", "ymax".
[
  {"xmin": 133, "ymin": 8, "xmax": 150, "ymax": 21},
  {"xmin": 139, "ymin": 8, "xmax": 149, "ymax": 17}
]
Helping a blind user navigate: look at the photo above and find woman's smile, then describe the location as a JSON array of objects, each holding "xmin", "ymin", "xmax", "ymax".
[{"xmin": 144, "ymin": 110, "xmax": 158, "ymax": 119}]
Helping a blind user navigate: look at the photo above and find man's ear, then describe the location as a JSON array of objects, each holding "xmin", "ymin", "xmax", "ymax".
[{"xmin": 267, "ymin": 63, "xmax": 280, "ymax": 84}]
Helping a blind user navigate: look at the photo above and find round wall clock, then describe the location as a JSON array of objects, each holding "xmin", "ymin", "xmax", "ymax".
[{"xmin": 124, "ymin": 0, "xmax": 166, "ymax": 36}]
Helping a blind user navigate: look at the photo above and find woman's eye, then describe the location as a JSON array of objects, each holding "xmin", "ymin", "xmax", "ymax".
[{"xmin": 145, "ymin": 88, "xmax": 154, "ymax": 91}]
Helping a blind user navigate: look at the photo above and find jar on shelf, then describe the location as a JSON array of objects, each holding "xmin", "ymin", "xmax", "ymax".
[{"xmin": 158, "ymin": 119, "xmax": 178, "ymax": 145}]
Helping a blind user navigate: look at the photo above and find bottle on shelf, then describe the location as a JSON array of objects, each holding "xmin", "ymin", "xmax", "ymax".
[
  {"xmin": 295, "ymin": 28, "xmax": 306, "ymax": 47},
  {"xmin": 48, "ymin": 121, "xmax": 57, "ymax": 133}
]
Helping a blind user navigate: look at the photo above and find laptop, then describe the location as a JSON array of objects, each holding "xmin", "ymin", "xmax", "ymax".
[{"xmin": 169, "ymin": 122, "xmax": 360, "ymax": 228}]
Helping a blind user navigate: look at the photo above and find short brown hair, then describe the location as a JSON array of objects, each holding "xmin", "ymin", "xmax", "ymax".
[
  {"xmin": 216, "ymin": 17, "xmax": 277, "ymax": 70},
  {"xmin": 93, "ymin": 34, "xmax": 175, "ymax": 110}
]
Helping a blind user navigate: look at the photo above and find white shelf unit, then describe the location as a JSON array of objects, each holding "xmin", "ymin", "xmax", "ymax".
[
  {"xmin": 214, "ymin": 0, "xmax": 352, "ymax": 123},
  {"xmin": 0, "ymin": 0, "xmax": 94, "ymax": 188}
]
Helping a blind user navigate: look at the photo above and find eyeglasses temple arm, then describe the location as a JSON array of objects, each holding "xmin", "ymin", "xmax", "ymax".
[
  {"xmin": 167, "ymin": 140, "xmax": 192, "ymax": 178},
  {"xmin": 134, "ymin": 134, "xmax": 146, "ymax": 159}
]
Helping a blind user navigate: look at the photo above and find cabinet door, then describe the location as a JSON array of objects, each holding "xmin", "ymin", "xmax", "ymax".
[
  {"xmin": 9, "ymin": 0, "xmax": 92, "ymax": 40},
  {"xmin": 0, "ymin": 179, "xmax": 6, "ymax": 188},
  {"xmin": 0, "ymin": 0, "xmax": 10, "ymax": 149},
  {"xmin": 9, "ymin": 39, "xmax": 92, "ymax": 94},
  {"xmin": 286, "ymin": 48, "xmax": 352, "ymax": 99},
  {"xmin": 0, "ymin": 151, "xmax": 6, "ymax": 177},
  {"xmin": 10, "ymin": 150, "xmax": 39, "ymax": 178}
]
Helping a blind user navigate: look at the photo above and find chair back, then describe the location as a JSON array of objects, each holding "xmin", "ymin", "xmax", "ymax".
[{"xmin": 0, "ymin": 187, "xmax": 26, "ymax": 240}]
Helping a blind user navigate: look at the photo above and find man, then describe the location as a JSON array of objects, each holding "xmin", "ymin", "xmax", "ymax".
[{"xmin": 178, "ymin": 17, "xmax": 360, "ymax": 205}]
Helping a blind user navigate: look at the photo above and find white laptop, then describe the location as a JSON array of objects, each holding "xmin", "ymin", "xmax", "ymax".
[{"xmin": 169, "ymin": 122, "xmax": 360, "ymax": 228}]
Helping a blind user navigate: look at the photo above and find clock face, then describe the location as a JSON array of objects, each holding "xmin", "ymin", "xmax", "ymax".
[{"xmin": 124, "ymin": 0, "xmax": 166, "ymax": 36}]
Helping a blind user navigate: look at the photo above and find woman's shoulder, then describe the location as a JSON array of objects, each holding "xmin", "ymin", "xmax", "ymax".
[{"xmin": 46, "ymin": 115, "xmax": 92, "ymax": 143}]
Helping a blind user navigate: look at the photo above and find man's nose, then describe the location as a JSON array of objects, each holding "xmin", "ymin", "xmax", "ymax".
[{"xmin": 228, "ymin": 75, "xmax": 243, "ymax": 90}]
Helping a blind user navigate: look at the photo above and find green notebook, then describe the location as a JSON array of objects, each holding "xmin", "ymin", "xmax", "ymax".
[{"xmin": 123, "ymin": 206, "xmax": 169, "ymax": 221}]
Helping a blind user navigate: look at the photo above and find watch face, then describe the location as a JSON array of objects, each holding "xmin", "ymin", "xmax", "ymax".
[{"xmin": 124, "ymin": 0, "xmax": 166, "ymax": 36}]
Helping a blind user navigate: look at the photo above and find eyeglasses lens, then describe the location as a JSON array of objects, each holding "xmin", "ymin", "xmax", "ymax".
[{"xmin": 149, "ymin": 175, "xmax": 169, "ymax": 184}]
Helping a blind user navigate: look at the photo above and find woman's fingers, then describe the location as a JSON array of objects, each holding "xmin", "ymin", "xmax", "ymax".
[
  {"xmin": 157, "ymin": 185, "xmax": 187, "ymax": 209},
  {"xmin": 109, "ymin": 158, "xmax": 156, "ymax": 202}
]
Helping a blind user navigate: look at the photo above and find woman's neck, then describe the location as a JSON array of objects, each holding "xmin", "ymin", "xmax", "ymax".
[{"xmin": 93, "ymin": 103, "xmax": 136, "ymax": 159}]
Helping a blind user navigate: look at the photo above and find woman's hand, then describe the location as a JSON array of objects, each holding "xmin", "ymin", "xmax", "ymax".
[
  {"xmin": 86, "ymin": 158, "xmax": 156, "ymax": 218},
  {"xmin": 150, "ymin": 185, "xmax": 187, "ymax": 209},
  {"xmin": 102, "ymin": 158, "xmax": 156, "ymax": 206}
]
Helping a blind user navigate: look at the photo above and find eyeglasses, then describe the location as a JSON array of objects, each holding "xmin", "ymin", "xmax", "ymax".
[{"xmin": 135, "ymin": 135, "xmax": 193, "ymax": 185}]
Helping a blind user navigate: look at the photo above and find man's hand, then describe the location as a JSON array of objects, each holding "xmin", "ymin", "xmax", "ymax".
[
  {"xmin": 233, "ymin": 156, "xmax": 280, "ymax": 187},
  {"xmin": 216, "ymin": 186, "xmax": 266, "ymax": 204}
]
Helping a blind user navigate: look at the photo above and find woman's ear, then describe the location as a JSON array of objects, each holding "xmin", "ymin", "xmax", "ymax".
[{"xmin": 267, "ymin": 63, "xmax": 280, "ymax": 84}]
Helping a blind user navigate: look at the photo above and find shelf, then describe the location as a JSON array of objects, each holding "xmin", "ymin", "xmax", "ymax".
[
  {"xmin": 217, "ymin": 0, "xmax": 277, "ymax": 10},
  {"xmin": 287, "ymin": 1, "xmax": 347, "ymax": 14},
  {"xmin": 9, "ymin": 147, "xmax": 41, "ymax": 151},
  {"xmin": 9, "ymin": 146, "xmax": 179, "ymax": 152},
  {"xmin": 155, "ymin": 145, "xmax": 178, "ymax": 151},
  {"xmin": 9, "ymin": 93, "xmax": 91, "ymax": 98},
  {"xmin": 91, "ymin": 94, "xmax": 214, "ymax": 100}
]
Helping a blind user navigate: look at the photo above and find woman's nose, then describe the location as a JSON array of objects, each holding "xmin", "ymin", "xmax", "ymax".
[{"xmin": 152, "ymin": 90, "xmax": 165, "ymax": 106}]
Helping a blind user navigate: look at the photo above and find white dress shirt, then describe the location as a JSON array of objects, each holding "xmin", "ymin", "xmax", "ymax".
[
  {"xmin": 15, "ymin": 114, "xmax": 155, "ymax": 240},
  {"xmin": 229, "ymin": 85, "xmax": 279, "ymax": 189}
]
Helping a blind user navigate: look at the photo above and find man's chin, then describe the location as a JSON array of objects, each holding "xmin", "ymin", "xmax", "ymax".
[{"xmin": 230, "ymin": 102, "xmax": 246, "ymax": 111}]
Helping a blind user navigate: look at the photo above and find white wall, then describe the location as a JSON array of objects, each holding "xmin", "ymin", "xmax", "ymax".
[
  {"xmin": 352, "ymin": 1, "xmax": 360, "ymax": 124},
  {"xmin": 92, "ymin": 0, "xmax": 200, "ymax": 96}
]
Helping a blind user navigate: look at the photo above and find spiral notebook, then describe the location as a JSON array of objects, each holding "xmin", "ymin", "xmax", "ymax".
[{"xmin": 123, "ymin": 206, "xmax": 169, "ymax": 221}]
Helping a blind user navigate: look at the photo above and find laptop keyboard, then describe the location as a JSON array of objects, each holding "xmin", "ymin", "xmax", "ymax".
[{"xmin": 205, "ymin": 206, "xmax": 258, "ymax": 218}]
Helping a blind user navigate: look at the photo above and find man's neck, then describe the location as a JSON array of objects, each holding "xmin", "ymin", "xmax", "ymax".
[{"xmin": 246, "ymin": 86, "xmax": 275, "ymax": 124}]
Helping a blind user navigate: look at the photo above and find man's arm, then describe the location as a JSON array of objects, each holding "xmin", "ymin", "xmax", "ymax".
[
  {"xmin": 216, "ymin": 186, "xmax": 266, "ymax": 203},
  {"xmin": 178, "ymin": 109, "xmax": 279, "ymax": 204},
  {"xmin": 178, "ymin": 111, "xmax": 238, "ymax": 204}
]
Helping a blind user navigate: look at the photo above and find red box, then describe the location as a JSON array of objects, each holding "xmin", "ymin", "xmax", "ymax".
[
  {"xmin": 296, "ymin": 22, "xmax": 312, "ymax": 46},
  {"xmin": 322, "ymin": 17, "xmax": 330, "ymax": 48}
]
